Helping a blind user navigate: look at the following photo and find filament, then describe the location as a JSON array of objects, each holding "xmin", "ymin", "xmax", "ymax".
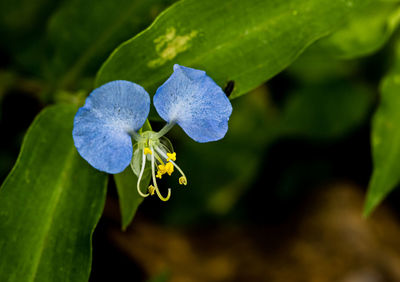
[
  {"xmin": 155, "ymin": 146, "xmax": 187, "ymax": 185},
  {"xmin": 150, "ymin": 146, "xmax": 171, "ymax": 201},
  {"xmin": 133, "ymin": 150, "xmax": 149, "ymax": 197}
]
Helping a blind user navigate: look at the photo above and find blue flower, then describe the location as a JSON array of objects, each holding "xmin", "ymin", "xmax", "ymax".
[
  {"xmin": 154, "ymin": 65, "xmax": 232, "ymax": 143},
  {"xmin": 73, "ymin": 64, "xmax": 232, "ymax": 201}
]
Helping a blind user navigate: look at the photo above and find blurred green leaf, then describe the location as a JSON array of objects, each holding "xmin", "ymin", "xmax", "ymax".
[
  {"xmin": 286, "ymin": 45, "xmax": 358, "ymax": 83},
  {"xmin": 0, "ymin": 0, "xmax": 57, "ymax": 37},
  {"xmin": 318, "ymin": 1, "xmax": 400, "ymax": 58},
  {"xmin": 96, "ymin": 0, "xmax": 373, "ymax": 105},
  {"xmin": 46, "ymin": 0, "xmax": 174, "ymax": 89},
  {"xmin": 281, "ymin": 80, "xmax": 374, "ymax": 139},
  {"xmin": 114, "ymin": 120, "xmax": 152, "ymax": 229},
  {"xmin": 364, "ymin": 40, "xmax": 400, "ymax": 217},
  {"xmin": 0, "ymin": 0, "xmax": 61, "ymax": 75},
  {"xmin": 0, "ymin": 105, "xmax": 108, "ymax": 281}
]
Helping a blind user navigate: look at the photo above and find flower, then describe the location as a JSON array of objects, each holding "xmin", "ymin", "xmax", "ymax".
[{"xmin": 73, "ymin": 64, "xmax": 232, "ymax": 201}]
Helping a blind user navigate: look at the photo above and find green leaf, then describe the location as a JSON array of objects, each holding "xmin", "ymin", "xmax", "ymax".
[
  {"xmin": 0, "ymin": 0, "xmax": 56, "ymax": 39},
  {"xmin": 0, "ymin": 0, "xmax": 59, "ymax": 75},
  {"xmin": 46, "ymin": 0, "xmax": 174, "ymax": 89},
  {"xmin": 364, "ymin": 41, "xmax": 400, "ymax": 217},
  {"xmin": 317, "ymin": 1, "xmax": 400, "ymax": 59},
  {"xmin": 114, "ymin": 120, "xmax": 152, "ymax": 229},
  {"xmin": 96, "ymin": 0, "xmax": 373, "ymax": 104},
  {"xmin": 0, "ymin": 105, "xmax": 108, "ymax": 282},
  {"xmin": 281, "ymin": 80, "xmax": 374, "ymax": 139},
  {"xmin": 286, "ymin": 44, "xmax": 358, "ymax": 83}
]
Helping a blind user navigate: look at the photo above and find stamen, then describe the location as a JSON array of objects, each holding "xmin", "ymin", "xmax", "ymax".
[
  {"xmin": 150, "ymin": 146, "xmax": 171, "ymax": 201},
  {"xmin": 148, "ymin": 185, "xmax": 155, "ymax": 195},
  {"xmin": 167, "ymin": 152, "xmax": 176, "ymax": 161},
  {"xmin": 144, "ymin": 147, "xmax": 152, "ymax": 155},
  {"xmin": 155, "ymin": 186, "xmax": 171, "ymax": 201},
  {"xmin": 155, "ymin": 147, "xmax": 188, "ymax": 186},
  {"xmin": 179, "ymin": 176, "xmax": 187, "ymax": 185},
  {"xmin": 169, "ymin": 161, "xmax": 186, "ymax": 183},
  {"xmin": 165, "ymin": 162, "xmax": 174, "ymax": 175},
  {"xmin": 157, "ymin": 164, "xmax": 166, "ymax": 179},
  {"xmin": 154, "ymin": 154, "xmax": 165, "ymax": 165},
  {"xmin": 134, "ymin": 150, "xmax": 149, "ymax": 197},
  {"xmin": 158, "ymin": 164, "xmax": 166, "ymax": 172}
]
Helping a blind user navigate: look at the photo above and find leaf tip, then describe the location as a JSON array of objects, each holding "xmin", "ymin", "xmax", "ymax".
[{"xmin": 362, "ymin": 191, "xmax": 381, "ymax": 219}]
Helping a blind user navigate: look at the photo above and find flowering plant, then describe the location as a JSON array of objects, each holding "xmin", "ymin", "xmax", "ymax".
[
  {"xmin": 1, "ymin": 0, "xmax": 398, "ymax": 280},
  {"xmin": 73, "ymin": 64, "xmax": 232, "ymax": 201}
]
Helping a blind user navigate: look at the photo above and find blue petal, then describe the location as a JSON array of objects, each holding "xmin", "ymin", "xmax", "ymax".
[
  {"xmin": 154, "ymin": 64, "xmax": 233, "ymax": 143},
  {"xmin": 73, "ymin": 80, "xmax": 150, "ymax": 174}
]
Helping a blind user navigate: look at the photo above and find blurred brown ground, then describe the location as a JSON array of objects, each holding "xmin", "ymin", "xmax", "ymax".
[{"xmin": 104, "ymin": 182, "xmax": 400, "ymax": 282}]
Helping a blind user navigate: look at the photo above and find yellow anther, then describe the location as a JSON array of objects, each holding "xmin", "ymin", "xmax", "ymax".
[
  {"xmin": 156, "ymin": 164, "xmax": 167, "ymax": 179},
  {"xmin": 158, "ymin": 164, "xmax": 166, "ymax": 173},
  {"xmin": 165, "ymin": 162, "xmax": 174, "ymax": 175},
  {"xmin": 148, "ymin": 185, "xmax": 155, "ymax": 195},
  {"xmin": 167, "ymin": 152, "xmax": 176, "ymax": 161},
  {"xmin": 144, "ymin": 147, "xmax": 152, "ymax": 155},
  {"xmin": 179, "ymin": 176, "xmax": 187, "ymax": 185}
]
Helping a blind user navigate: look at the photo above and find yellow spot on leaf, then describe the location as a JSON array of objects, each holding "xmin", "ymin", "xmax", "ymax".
[{"xmin": 148, "ymin": 27, "xmax": 198, "ymax": 68}]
